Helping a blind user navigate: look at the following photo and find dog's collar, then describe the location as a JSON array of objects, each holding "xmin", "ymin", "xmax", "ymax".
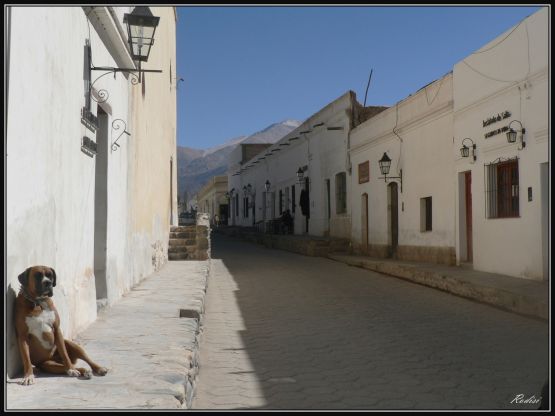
[{"xmin": 19, "ymin": 288, "xmax": 49, "ymax": 309}]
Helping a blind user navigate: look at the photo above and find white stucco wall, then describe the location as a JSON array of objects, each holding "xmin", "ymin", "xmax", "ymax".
[
  {"xmin": 228, "ymin": 92, "xmax": 356, "ymax": 238},
  {"xmin": 453, "ymin": 7, "xmax": 548, "ymax": 280},
  {"xmin": 350, "ymin": 73, "xmax": 455, "ymax": 262},
  {"xmin": 6, "ymin": 6, "xmax": 177, "ymax": 378},
  {"xmin": 6, "ymin": 7, "xmax": 130, "ymax": 376}
]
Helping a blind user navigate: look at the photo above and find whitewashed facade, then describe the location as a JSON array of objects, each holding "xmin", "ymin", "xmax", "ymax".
[
  {"xmin": 6, "ymin": 6, "xmax": 177, "ymax": 377},
  {"xmin": 197, "ymin": 175, "xmax": 229, "ymax": 225},
  {"xmin": 228, "ymin": 92, "xmax": 386, "ymax": 238},
  {"xmin": 453, "ymin": 7, "xmax": 549, "ymax": 280},
  {"xmin": 350, "ymin": 73, "xmax": 456, "ymax": 264}
]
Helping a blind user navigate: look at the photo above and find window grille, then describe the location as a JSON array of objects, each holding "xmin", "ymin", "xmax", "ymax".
[{"xmin": 484, "ymin": 157, "xmax": 519, "ymax": 218}]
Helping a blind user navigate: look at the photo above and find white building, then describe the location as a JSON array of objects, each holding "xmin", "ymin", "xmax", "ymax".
[
  {"xmin": 452, "ymin": 7, "xmax": 549, "ymax": 280},
  {"xmin": 196, "ymin": 175, "xmax": 229, "ymax": 225},
  {"xmin": 350, "ymin": 7, "xmax": 549, "ymax": 279},
  {"xmin": 350, "ymin": 72, "xmax": 456, "ymax": 264},
  {"xmin": 228, "ymin": 91, "xmax": 386, "ymax": 238},
  {"xmin": 6, "ymin": 6, "xmax": 177, "ymax": 377}
]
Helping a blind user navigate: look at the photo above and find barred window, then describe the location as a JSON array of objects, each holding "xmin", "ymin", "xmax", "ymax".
[
  {"xmin": 335, "ymin": 172, "xmax": 347, "ymax": 214},
  {"xmin": 485, "ymin": 158, "xmax": 519, "ymax": 218}
]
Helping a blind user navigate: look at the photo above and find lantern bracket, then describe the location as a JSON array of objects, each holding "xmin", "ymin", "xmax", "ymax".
[{"xmin": 379, "ymin": 170, "xmax": 403, "ymax": 193}]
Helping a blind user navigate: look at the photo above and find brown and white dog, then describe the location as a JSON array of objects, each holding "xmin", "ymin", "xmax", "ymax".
[{"xmin": 15, "ymin": 266, "xmax": 108, "ymax": 385}]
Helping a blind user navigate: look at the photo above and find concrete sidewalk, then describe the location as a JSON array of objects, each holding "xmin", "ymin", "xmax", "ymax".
[
  {"xmin": 7, "ymin": 260, "xmax": 210, "ymax": 410},
  {"xmin": 328, "ymin": 254, "xmax": 549, "ymax": 321}
]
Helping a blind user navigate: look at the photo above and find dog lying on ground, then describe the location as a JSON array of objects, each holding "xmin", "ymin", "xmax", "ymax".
[{"xmin": 15, "ymin": 266, "xmax": 108, "ymax": 385}]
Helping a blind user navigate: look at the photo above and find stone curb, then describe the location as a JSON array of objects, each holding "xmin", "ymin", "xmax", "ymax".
[
  {"xmin": 328, "ymin": 254, "xmax": 548, "ymax": 321},
  {"xmin": 179, "ymin": 260, "xmax": 211, "ymax": 409}
]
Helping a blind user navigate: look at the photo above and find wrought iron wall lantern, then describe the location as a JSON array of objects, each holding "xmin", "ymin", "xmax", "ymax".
[
  {"xmin": 378, "ymin": 152, "xmax": 403, "ymax": 192},
  {"xmin": 460, "ymin": 138, "xmax": 477, "ymax": 162},
  {"xmin": 111, "ymin": 119, "xmax": 131, "ymax": 152},
  {"xmin": 506, "ymin": 120, "xmax": 526, "ymax": 150},
  {"xmin": 296, "ymin": 167, "xmax": 304, "ymax": 184},
  {"xmin": 265, "ymin": 180, "xmax": 271, "ymax": 192},
  {"xmin": 87, "ymin": 7, "xmax": 162, "ymax": 107}
]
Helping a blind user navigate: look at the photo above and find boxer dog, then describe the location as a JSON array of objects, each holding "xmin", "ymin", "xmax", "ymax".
[{"xmin": 15, "ymin": 266, "xmax": 108, "ymax": 385}]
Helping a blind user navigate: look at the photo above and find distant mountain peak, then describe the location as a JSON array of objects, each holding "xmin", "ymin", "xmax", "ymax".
[{"xmin": 177, "ymin": 119, "xmax": 301, "ymax": 202}]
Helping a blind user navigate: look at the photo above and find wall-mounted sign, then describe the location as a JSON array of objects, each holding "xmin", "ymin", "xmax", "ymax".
[
  {"xmin": 483, "ymin": 111, "xmax": 511, "ymax": 128},
  {"xmin": 485, "ymin": 125, "xmax": 510, "ymax": 139},
  {"xmin": 81, "ymin": 107, "xmax": 98, "ymax": 132},
  {"xmin": 81, "ymin": 136, "xmax": 97, "ymax": 157},
  {"xmin": 358, "ymin": 161, "xmax": 370, "ymax": 184}
]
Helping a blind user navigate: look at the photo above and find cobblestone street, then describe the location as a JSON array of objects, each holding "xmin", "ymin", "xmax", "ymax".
[{"xmin": 193, "ymin": 234, "xmax": 549, "ymax": 410}]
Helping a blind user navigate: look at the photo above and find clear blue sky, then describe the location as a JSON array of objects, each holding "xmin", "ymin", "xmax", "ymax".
[{"xmin": 176, "ymin": 6, "xmax": 541, "ymax": 150}]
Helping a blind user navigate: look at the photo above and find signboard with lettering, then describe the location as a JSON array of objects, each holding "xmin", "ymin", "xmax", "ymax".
[
  {"xmin": 483, "ymin": 110, "xmax": 511, "ymax": 139},
  {"xmin": 358, "ymin": 161, "xmax": 370, "ymax": 184}
]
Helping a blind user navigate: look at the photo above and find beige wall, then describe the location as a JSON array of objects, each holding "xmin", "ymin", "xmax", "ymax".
[
  {"xmin": 197, "ymin": 176, "xmax": 229, "ymax": 221},
  {"xmin": 128, "ymin": 7, "xmax": 178, "ymax": 278}
]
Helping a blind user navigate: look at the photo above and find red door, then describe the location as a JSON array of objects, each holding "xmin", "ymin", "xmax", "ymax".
[{"xmin": 465, "ymin": 171, "xmax": 473, "ymax": 262}]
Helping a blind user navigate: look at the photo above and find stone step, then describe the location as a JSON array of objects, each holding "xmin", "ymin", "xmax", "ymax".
[
  {"xmin": 168, "ymin": 245, "xmax": 195, "ymax": 254},
  {"xmin": 171, "ymin": 225, "xmax": 196, "ymax": 232},
  {"xmin": 169, "ymin": 238, "xmax": 196, "ymax": 247},
  {"xmin": 169, "ymin": 252, "xmax": 189, "ymax": 261},
  {"xmin": 170, "ymin": 232, "xmax": 196, "ymax": 239}
]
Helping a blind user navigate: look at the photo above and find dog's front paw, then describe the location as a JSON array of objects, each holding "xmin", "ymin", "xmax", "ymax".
[
  {"xmin": 66, "ymin": 368, "xmax": 80, "ymax": 377},
  {"xmin": 93, "ymin": 366, "xmax": 108, "ymax": 376},
  {"xmin": 21, "ymin": 374, "xmax": 35, "ymax": 385}
]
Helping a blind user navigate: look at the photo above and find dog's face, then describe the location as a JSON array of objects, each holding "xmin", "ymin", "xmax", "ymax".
[{"xmin": 18, "ymin": 266, "xmax": 57, "ymax": 298}]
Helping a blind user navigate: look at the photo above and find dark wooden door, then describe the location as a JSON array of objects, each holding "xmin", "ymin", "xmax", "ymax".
[
  {"xmin": 362, "ymin": 193, "xmax": 369, "ymax": 248},
  {"xmin": 389, "ymin": 182, "xmax": 398, "ymax": 253},
  {"xmin": 465, "ymin": 171, "xmax": 473, "ymax": 262}
]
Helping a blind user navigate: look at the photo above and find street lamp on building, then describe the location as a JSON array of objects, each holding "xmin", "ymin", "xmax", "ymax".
[
  {"xmin": 296, "ymin": 167, "xmax": 304, "ymax": 184},
  {"xmin": 123, "ymin": 7, "xmax": 160, "ymax": 63},
  {"xmin": 460, "ymin": 138, "xmax": 477, "ymax": 162},
  {"xmin": 378, "ymin": 152, "xmax": 403, "ymax": 192},
  {"xmin": 506, "ymin": 120, "xmax": 526, "ymax": 150},
  {"xmin": 265, "ymin": 180, "xmax": 271, "ymax": 192}
]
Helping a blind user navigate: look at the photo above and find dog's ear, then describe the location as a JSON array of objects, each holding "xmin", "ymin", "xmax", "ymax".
[
  {"xmin": 18, "ymin": 268, "xmax": 30, "ymax": 287},
  {"xmin": 50, "ymin": 267, "xmax": 57, "ymax": 287}
]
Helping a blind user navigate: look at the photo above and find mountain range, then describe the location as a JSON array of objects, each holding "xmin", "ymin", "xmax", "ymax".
[{"xmin": 177, "ymin": 120, "xmax": 302, "ymax": 205}]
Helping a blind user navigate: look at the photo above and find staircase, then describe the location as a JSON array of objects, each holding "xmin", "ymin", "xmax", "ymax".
[{"xmin": 168, "ymin": 225, "xmax": 197, "ymax": 261}]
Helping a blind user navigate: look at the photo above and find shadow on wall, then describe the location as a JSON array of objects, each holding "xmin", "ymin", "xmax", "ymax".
[{"xmin": 6, "ymin": 284, "xmax": 21, "ymax": 379}]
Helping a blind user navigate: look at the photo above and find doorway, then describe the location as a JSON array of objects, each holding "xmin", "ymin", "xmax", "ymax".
[
  {"xmin": 465, "ymin": 171, "xmax": 473, "ymax": 262},
  {"xmin": 362, "ymin": 193, "xmax": 369, "ymax": 250},
  {"xmin": 388, "ymin": 182, "xmax": 398, "ymax": 256},
  {"xmin": 94, "ymin": 107, "xmax": 109, "ymax": 301}
]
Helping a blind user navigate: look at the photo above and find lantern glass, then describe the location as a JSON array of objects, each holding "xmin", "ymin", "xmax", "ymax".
[
  {"xmin": 296, "ymin": 167, "xmax": 304, "ymax": 181},
  {"xmin": 506, "ymin": 129, "xmax": 517, "ymax": 143},
  {"xmin": 265, "ymin": 180, "xmax": 270, "ymax": 192},
  {"xmin": 460, "ymin": 145, "xmax": 469, "ymax": 158},
  {"xmin": 123, "ymin": 7, "xmax": 160, "ymax": 62},
  {"xmin": 378, "ymin": 152, "xmax": 392, "ymax": 175}
]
